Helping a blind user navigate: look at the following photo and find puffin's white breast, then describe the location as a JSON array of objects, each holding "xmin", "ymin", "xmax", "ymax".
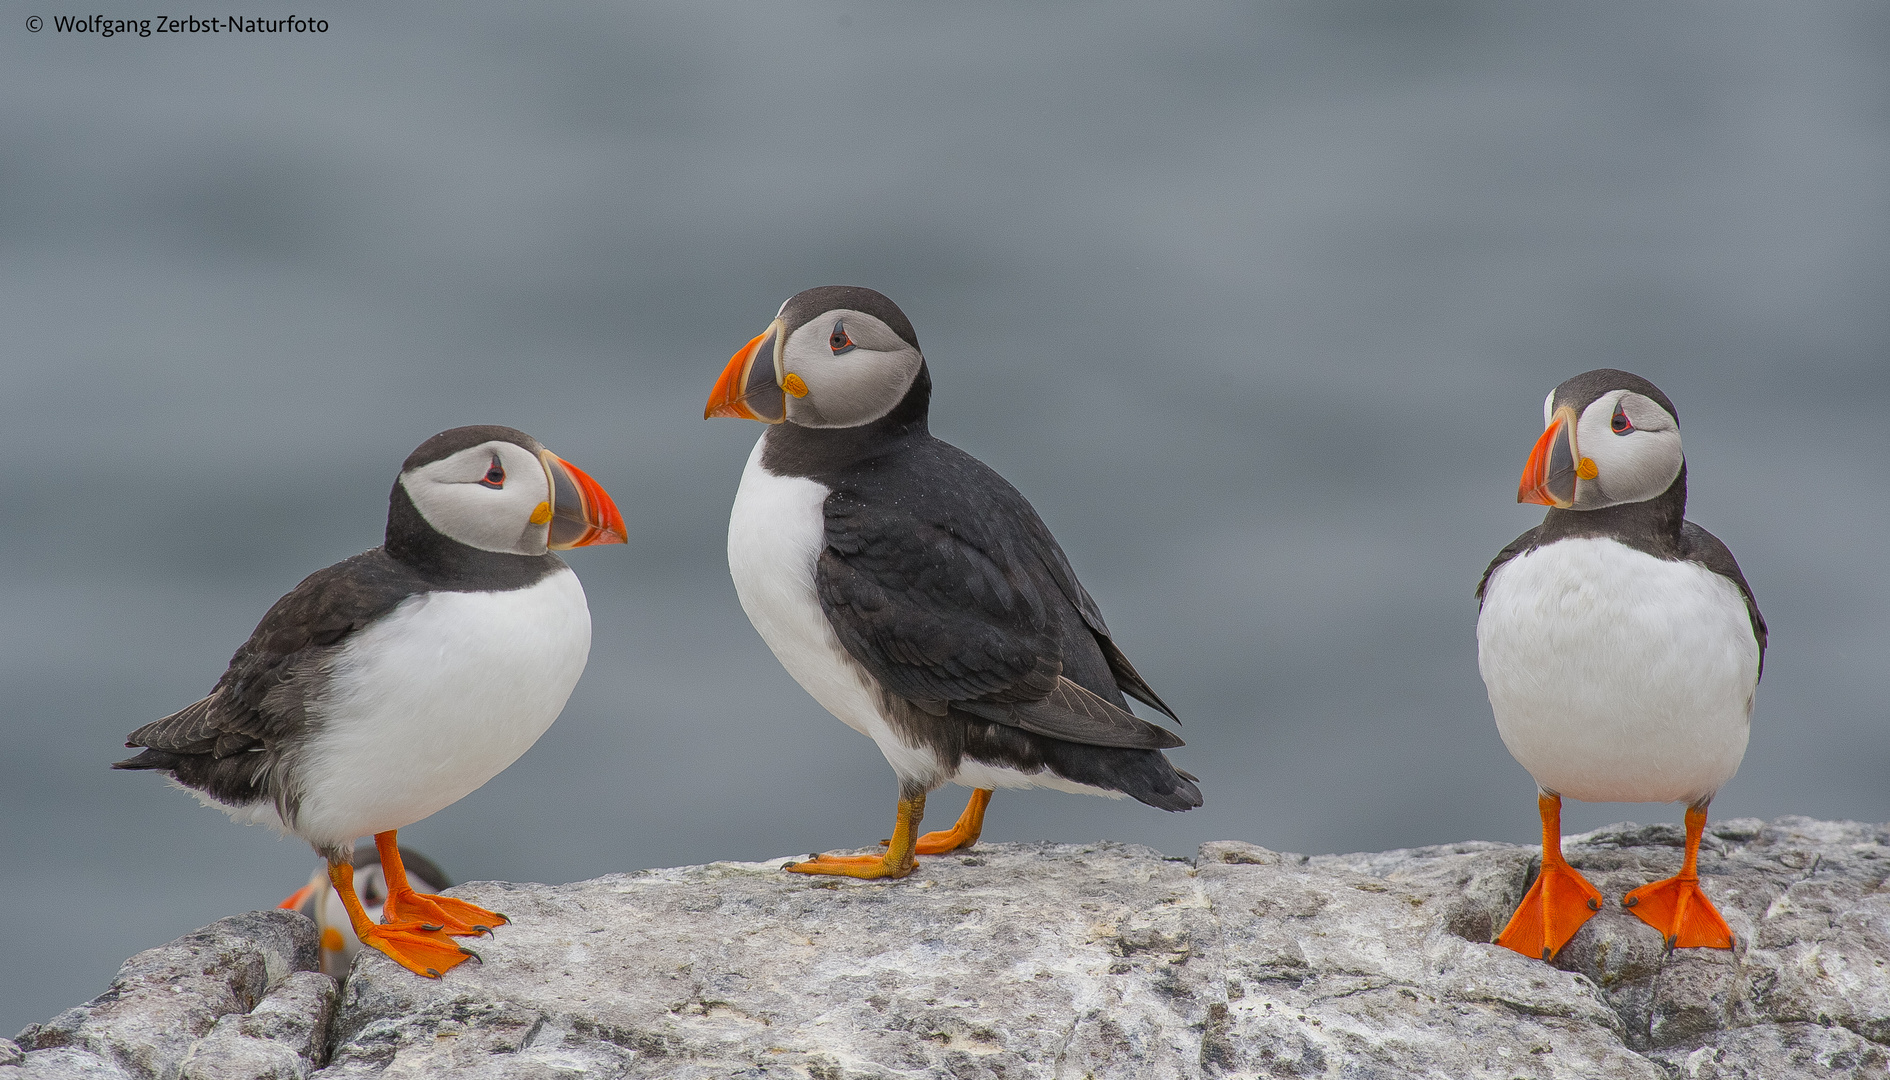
[
  {"xmin": 1477, "ymin": 536, "xmax": 1757, "ymax": 804},
  {"xmin": 290, "ymin": 567, "xmax": 591, "ymax": 848},
  {"xmin": 726, "ymin": 436, "xmax": 948, "ymax": 785}
]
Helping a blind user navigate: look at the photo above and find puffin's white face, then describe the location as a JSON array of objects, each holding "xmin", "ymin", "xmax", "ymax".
[
  {"xmin": 777, "ymin": 309, "xmax": 924, "ymax": 428},
  {"xmin": 705, "ymin": 288, "xmax": 926, "ymax": 430},
  {"xmin": 1521, "ymin": 388, "xmax": 1682, "ymax": 510},
  {"xmin": 400, "ymin": 440, "xmax": 555, "ymax": 555}
]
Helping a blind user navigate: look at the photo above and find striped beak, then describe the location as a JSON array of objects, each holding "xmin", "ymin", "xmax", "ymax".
[
  {"xmin": 1518, "ymin": 405, "xmax": 1580, "ymax": 508},
  {"xmin": 538, "ymin": 451, "xmax": 626, "ymax": 549},
  {"xmin": 705, "ymin": 321, "xmax": 786, "ymax": 423}
]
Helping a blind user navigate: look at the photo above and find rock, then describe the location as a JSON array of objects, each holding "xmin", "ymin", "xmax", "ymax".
[
  {"xmin": 10, "ymin": 817, "xmax": 1888, "ymax": 1078},
  {"xmin": 8, "ymin": 911, "xmax": 330, "ymax": 1080}
]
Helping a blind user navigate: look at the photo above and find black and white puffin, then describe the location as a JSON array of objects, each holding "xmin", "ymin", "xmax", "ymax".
[
  {"xmin": 116, "ymin": 425, "xmax": 625, "ymax": 977},
  {"xmin": 1476, "ymin": 370, "xmax": 1765, "ymax": 960},
  {"xmin": 704, "ymin": 286, "xmax": 1200, "ymax": 880}
]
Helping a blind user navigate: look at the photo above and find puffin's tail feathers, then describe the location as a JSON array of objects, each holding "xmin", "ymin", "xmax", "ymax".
[{"xmin": 111, "ymin": 748, "xmax": 181, "ymax": 771}]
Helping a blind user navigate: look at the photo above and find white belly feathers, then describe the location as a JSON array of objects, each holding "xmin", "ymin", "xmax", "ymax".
[
  {"xmin": 286, "ymin": 567, "xmax": 591, "ymax": 848},
  {"xmin": 1477, "ymin": 537, "xmax": 1757, "ymax": 804}
]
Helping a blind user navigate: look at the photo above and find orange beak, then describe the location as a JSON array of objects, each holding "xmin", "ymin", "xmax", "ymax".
[
  {"xmin": 539, "ymin": 451, "xmax": 627, "ymax": 549},
  {"xmin": 704, "ymin": 322, "xmax": 786, "ymax": 423},
  {"xmin": 1518, "ymin": 406, "xmax": 1579, "ymax": 508}
]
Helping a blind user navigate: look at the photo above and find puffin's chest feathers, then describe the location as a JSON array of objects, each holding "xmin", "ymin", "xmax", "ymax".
[
  {"xmin": 727, "ymin": 442, "xmax": 908, "ymax": 733},
  {"xmin": 1480, "ymin": 537, "xmax": 1758, "ymax": 690},
  {"xmin": 1476, "ymin": 536, "xmax": 1757, "ymax": 803},
  {"xmin": 290, "ymin": 568, "xmax": 592, "ymax": 845}
]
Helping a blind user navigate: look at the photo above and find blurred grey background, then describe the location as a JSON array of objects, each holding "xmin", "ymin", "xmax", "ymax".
[{"xmin": 3, "ymin": 0, "xmax": 1886, "ymax": 1035}]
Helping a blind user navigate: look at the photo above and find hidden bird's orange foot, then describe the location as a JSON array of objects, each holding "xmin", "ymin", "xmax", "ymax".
[
  {"xmin": 1496, "ymin": 859, "xmax": 1603, "ymax": 961},
  {"xmin": 384, "ymin": 889, "xmax": 508, "ymax": 936},
  {"xmin": 358, "ymin": 922, "xmax": 481, "ymax": 978},
  {"xmin": 912, "ymin": 788, "xmax": 991, "ymax": 855},
  {"xmin": 1623, "ymin": 873, "xmax": 1733, "ymax": 950}
]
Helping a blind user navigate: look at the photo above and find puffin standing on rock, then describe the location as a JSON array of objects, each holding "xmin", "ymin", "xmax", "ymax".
[
  {"xmin": 706, "ymin": 286, "xmax": 1200, "ymax": 880},
  {"xmin": 1476, "ymin": 371, "xmax": 1764, "ymax": 961},
  {"xmin": 116, "ymin": 426, "xmax": 625, "ymax": 976}
]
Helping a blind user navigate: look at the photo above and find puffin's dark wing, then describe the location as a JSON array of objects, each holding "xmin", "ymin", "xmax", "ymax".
[
  {"xmin": 817, "ymin": 479, "xmax": 1181, "ymax": 751},
  {"xmin": 1680, "ymin": 521, "xmax": 1767, "ymax": 677},
  {"xmin": 114, "ymin": 550, "xmax": 423, "ymax": 800},
  {"xmin": 955, "ymin": 678, "xmax": 1183, "ymax": 749},
  {"xmin": 1476, "ymin": 526, "xmax": 1542, "ymax": 605},
  {"xmin": 1000, "ymin": 498, "xmax": 1180, "ymax": 722}
]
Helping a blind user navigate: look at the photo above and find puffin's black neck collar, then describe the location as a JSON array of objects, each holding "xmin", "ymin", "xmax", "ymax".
[
  {"xmin": 1534, "ymin": 462, "xmax": 1689, "ymax": 557},
  {"xmin": 383, "ymin": 483, "xmax": 565, "ymax": 590},
  {"xmin": 761, "ymin": 362, "xmax": 933, "ymax": 478}
]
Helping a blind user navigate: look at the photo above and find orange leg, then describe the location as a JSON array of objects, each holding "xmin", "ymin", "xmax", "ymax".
[
  {"xmin": 375, "ymin": 831, "xmax": 507, "ymax": 936},
  {"xmin": 787, "ymin": 792, "xmax": 926, "ymax": 880},
  {"xmin": 328, "ymin": 860, "xmax": 476, "ymax": 978},
  {"xmin": 914, "ymin": 788, "xmax": 992, "ymax": 855},
  {"xmin": 1623, "ymin": 805, "xmax": 1734, "ymax": 951},
  {"xmin": 1496, "ymin": 792, "xmax": 1604, "ymax": 962}
]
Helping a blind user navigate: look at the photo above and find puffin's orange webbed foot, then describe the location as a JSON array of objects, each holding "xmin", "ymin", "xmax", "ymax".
[
  {"xmin": 786, "ymin": 792, "xmax": 926, "ymax": 881},
  {"xmin": 1497, "ymin": 792, "xmax": 1603, "ymax": 961},
  {"xmin": 328, "ymin": 858, "xmax": 476, "ymax": 978},
  {"xmin": 1623, "ymin": 806, "xmax": 1733, "ymax": 950},
  {"xmin": 1623, "ymin": 874, "xmax": 1733, "ymax": 950},
  {"xmin": 384, "ymin": 889, "xmax": 508, "ymax": 937},
  {"xmin": 1496, "ymin": 860, "xmax": 1603, "ymax": 961},
  {"xmin": 373, "ymin": 830, "xmax": 507, "ymax": 936},
  {"xmin": 358, "ymin": 922, "xmax": 480, "ymax": 978},
  {"xmin": 912, "ymin": 789, "xmax": 991, "ymax": 855},
  {"xmin": 785, "ymin": 851, "xmax": 917, "ymax": 879}
]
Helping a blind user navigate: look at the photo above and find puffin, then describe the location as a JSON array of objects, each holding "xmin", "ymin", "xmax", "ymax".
[
  {"xmin": 1476, "ymin": 370, "xmax": 1765, "ymax": 960},
  {"xmin": 278, "ymin": 843, "xmax": 453, "ymax": 977},
  {"xmin": 116, "ymin": 425, "xmax": 625, "ymax": 977},
  {"xmin": 704, "ymin": 286, "xmax": 1200, "ymax": 880}
]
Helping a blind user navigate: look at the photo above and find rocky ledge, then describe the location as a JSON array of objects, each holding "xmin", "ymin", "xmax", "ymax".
[{"xmin": 7, "ymin": 816, "xmax": 1887, "ymax": 1079}]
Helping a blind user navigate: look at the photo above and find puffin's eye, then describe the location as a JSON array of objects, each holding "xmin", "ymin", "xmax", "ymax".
[
  {"xmin": 1611, "ymin": 403, "xmax": 1633, "ymax": 435},
  {"xmin": 829, "ymin": 320, "xmax": 856, "ymax": 355},
  {"xmin": 479, "ymin": 457, "xmax": 506, "ymax": 488}
]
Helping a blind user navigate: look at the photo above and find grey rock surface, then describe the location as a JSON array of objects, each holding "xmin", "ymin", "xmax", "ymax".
[
  {"xmin": 9, "ymin": 817, "xmax": 1887, "ymax": 1078},
  {"xmin": 7, "ymin": 910, "xmax": 328, "ymax": 1079}
]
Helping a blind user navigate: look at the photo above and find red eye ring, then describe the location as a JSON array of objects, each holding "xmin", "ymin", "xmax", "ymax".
[
  {"xmin": 1611, "ymin": 402, "xmax": 1633, "ymax": 435},
  {"xmin": 479, "ymin": 457, "xmax": 506, "ymax": 488},
  {"xmin": 829, "ymin": 319, "xmax": 856, "ymax": 355}
]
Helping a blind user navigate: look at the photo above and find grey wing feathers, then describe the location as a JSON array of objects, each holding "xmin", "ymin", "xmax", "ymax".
[
  {"xmin": 1016, "ymin": 508, "xmax": 1180, "ymax": 722},
  {"xmin": 956, "ymin": 677, "xmax": 1184, "ymax": 749},
  {"xmin": 114, "ymin": 550, "xmax": 420, "ymax": 804}
]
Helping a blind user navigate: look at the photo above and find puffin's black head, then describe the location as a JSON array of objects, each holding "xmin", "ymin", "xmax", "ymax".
[
  {"xmin": 705, "ymin": 286, "xmax": 927, "ymax": 429},
  {"xmin": 1517, "ymin": 369, "xmax": 1684, "ymax": 510},
  {"xmin": 392, "ymin": 424, "xmax": 626, "ymax": 556}
]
